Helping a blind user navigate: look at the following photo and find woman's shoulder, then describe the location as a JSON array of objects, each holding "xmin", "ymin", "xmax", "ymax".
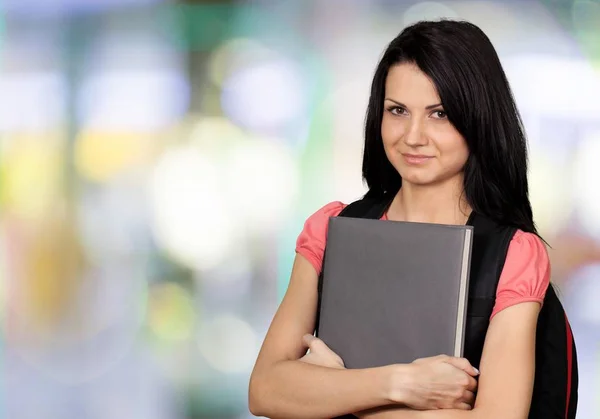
[
  {"xmin": 504, "ymin": 229, "xmax": 550, "ymax": 277},
  {"xmin": 491, "ymin": 229, "xmax": 550, "ymax": 318},
  {"xmin": 509, "ymin": 230, "xmax": 548, "ymax": 255},
  {"xmin": 296, "ymin": 201, "xmax": 349, "ymax": 275},
  {"xmin": 305, "ymin": 201, "xmax": 348, "ymax": 223},
  {"xmin": 299, "ymin": 201, "xmax": 349, "ymax": 241}
]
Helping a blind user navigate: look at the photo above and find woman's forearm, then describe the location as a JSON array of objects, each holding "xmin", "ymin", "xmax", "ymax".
[
  {"xmin": 249, "ymin": 360, "xmax": 399, "ymax": 419},
  {"xmin": 356, "ymin": 407, "xmax": 479, "ymax": 419}
]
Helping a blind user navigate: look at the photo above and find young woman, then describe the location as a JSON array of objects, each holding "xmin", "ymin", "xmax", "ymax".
[{"xmin": 248, "ymin": 20, "xmax": 576, "ymax": 419}]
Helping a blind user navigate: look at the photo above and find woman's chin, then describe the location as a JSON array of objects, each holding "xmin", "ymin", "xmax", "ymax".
[{"xmin": 399, "ymin": 173, "xmax": 437, "ymax": 186}]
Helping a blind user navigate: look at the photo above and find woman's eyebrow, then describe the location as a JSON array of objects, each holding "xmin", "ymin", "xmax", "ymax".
[{"xmin": 384, "ymin": 98, "xmax": 442, "ymax": 110}]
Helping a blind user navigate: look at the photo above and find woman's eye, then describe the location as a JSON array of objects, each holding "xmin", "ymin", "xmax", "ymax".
[
  {"xmin": 388, "ymin": 107, "xmax": 406, "ymax": 116},
  {"xmin": 432, "ymin": 110, "xmax": 447, "ymax": 119}
]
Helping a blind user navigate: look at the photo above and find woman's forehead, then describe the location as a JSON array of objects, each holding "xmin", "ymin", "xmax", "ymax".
[{"xmin": 385, "ymin": 63, "xmax": 441, "ymax": 106}]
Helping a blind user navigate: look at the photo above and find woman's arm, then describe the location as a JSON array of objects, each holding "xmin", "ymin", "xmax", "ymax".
[
  {"xmin": 248, "ymin": 254, "xmax": 478, "ymax": 418},
  {"xmin": 248, "ymin": 254, "xmax": 397, "ymax": 419},
  {"xmin": 355, "ymin": 301, "xmax": 541, "ymax": 419}
]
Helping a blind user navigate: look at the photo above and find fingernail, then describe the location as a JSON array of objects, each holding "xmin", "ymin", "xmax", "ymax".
[{"xmin": 474, "ymin": 368, "xmax": 480, "ymax": 375}]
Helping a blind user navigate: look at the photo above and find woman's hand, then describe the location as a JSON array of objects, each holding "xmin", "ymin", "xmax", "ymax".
[
  {"xmin": 299, "ymin": 334, "xmax": 345, "ymax": 369},
  {"xmin": 389, "ymin": 354, "xmax": 479, "ymax": 411},
  {"xmin": 297, "ymin": 336, "xmax": 477, "ymax": 412}
]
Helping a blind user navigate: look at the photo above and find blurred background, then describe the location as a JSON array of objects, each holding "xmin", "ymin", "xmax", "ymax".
[{"xmin": 0, "ymin": 0, "xmax": 599, "ymax": 417}]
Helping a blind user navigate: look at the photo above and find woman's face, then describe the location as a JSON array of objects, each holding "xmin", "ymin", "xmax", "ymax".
[{"xmin": 381, "ymin": 62, "xmax": 469, "ymax": 187}]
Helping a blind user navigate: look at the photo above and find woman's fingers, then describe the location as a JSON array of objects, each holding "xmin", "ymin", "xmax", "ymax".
[
  {"xmin": 443, "ymin": 356, "xmax": 479, "ymax": 377},
  {"xmin": 303, "ymin": 335, "xmax": 331, "ymax": 354},
  {"xmin": 301, "ymin": 334, "xmax": 345, "ymax": 368},
  {"xmin": 461, "ymin": 390, "xmax": 475, "ymax": 406},
  {"xmin": 455, "ymin": 402, "xmax": 473, "ymax": 411},
  {"xmin": 302, "ymin": 334, "xmax": 316, "ymax": 348}
]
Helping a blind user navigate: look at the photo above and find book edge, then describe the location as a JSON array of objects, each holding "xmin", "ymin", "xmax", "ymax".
[{"xmin": 454, "ymin": 228, "xmax": 473, "ymax": 357}]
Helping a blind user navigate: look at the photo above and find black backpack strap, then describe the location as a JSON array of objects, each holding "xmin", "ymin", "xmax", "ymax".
[
  {"xmin": 462, "ymin": 212, "xmax": 516, "ymax": 368},
  {"xmin": 337, "ymin": 193, "xmax": 394, "ymax": 219},
  {"xmin": 465, "ymin": 212, "xmax": 516, "ymax": 316},
  {"xmin": 529, "ymin": 285, "xmax": 579, "ymax": 418}
]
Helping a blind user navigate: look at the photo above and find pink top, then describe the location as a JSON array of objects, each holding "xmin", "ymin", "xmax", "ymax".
[{"xmin": 296, "ymin": 201, "xmax": 550, "ymax": 320}]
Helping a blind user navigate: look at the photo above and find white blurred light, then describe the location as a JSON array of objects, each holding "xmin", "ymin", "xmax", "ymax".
[
  {"xmin": 528, "ymin": 152, "xmax": 573, "ymax": 237},
  {"xmin": 79, "ymin": 70, "xmax": 189, "ymax": 131},
  {"xmin": 403, "ymin": 1, "xmax": 458, "ymax": 25},
  {"xmin": 565, "ymin": 264, "xmax": 600, "ymax": 324},
  {"xmin": 190, "ymin": 116, "xmax": 247, "ymax": 152},
  {"xmin": 149, "ymin": 146, "xmax": 237, "ymax": 271},
  {"xmin": 572, "ymin": 131, "xmax": 600, "ymax": 238},
  {"xmin": 198, "ymin": 314, "xmax": 258, "ymax": 374},
  {"xmin": 197, "ymin": 253, "xmax": 253, "ymax": 299},
  {"xmin": 221, "ymin": 60, "xmax": 307, "ymax": 131},
  {"xmin": 504, "ymin": 55, "xmax": 600, "ymax": 119},
  {"xmin": 225, "ymin": 138, "xmax": 299, "ymax": 232},
  {"xmin": 319, "ymin": 79, "xmax": 370, "ymax": 202},
  {"xmin": 0, "ymin": 73, "xmax": 66, "ymax": 132}
]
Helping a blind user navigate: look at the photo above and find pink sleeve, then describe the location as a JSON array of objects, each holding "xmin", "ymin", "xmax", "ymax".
[
  {"xmin": 490, "ymin": 230, "xmax": 550, "ymax": 320},
  {"xmin": 295, "ymin": 201, "xmax": 347, "ymax": 275}
]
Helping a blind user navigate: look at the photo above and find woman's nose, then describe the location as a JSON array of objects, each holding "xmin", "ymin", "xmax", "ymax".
[{"xmin": 403, "ymin": 119, "xmax": 427, "ymax": 147}]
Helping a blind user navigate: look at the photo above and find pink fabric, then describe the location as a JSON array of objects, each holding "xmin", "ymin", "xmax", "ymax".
[{"xmin": 295, "ymin": 201, "xmax": 550, "ymax": 320}]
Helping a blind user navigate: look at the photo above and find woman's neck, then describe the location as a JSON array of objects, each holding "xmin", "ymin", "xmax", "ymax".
[{"xmin": 387, "ymin": 177, "xmax": 471, "ymax": 225}]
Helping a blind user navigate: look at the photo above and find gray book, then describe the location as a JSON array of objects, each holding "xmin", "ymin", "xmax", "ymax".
[{"xmin": 316, "ymin": 216, "xmax": 473, "ymax": 369}]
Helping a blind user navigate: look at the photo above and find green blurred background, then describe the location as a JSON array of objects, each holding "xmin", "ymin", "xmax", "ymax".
[{"xmin": 0, "ymin": 0, "xmax": 599, "ymax": 418}]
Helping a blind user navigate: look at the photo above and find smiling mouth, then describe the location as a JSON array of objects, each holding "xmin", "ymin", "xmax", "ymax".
[{"xmin": 402, "ymin": 154, "xmax": 433, "ymax": 165}]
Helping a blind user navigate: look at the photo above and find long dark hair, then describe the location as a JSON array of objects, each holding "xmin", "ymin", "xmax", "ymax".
[{"xmin": 362, "ymin": 20, "xmax": 538, "ymax": 235}]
